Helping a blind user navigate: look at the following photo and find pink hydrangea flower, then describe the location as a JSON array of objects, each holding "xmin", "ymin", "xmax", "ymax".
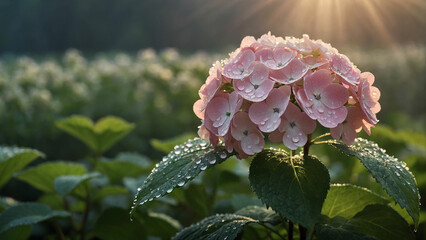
[
  {"xmin": 255, "ymin": 47, "xmax": 297, "ymax": 70},
  {"xmin": 231, "ymin": 112, "xmax": 265, "ymax": 155},
  {"xmin": 358, "ymin": 72, "xmax": 381, "ymax": 125},
  {"xmin": 223, "ymin": 49, "xmax": 255, "ymax": 79},
  {"xmin": 330, "ymin": 106, "xmax": 364, "ymax": 145},
  {"xmin": 269, "ymin": 58, "xmax": 309, "ymax": 84},
  {"xmin": 204, "ymin": 92, "xmax": 242, "ymax": 136},
  {"xmin": 233, "ymin": 62, "xmax": 274, "ymax": 102},
  {"xmin": 301, "ymin": 55, "xmax": 329, "ymax": 69},
  {"xmin": 295, "ymin": 69, "xmax": 349, "ymax": 128},
  {"xmin": 329, "ymin": 53, "xmax": 361, "ymax": 85},
  {"xmin": 269, "ymin": 103, "xmax": 316, "ymax": 150},
  {"xmin": 248, "ymin": 86, "xmax": 291, "ymax": 132}
]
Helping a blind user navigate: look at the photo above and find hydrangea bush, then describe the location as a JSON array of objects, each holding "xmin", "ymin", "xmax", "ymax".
[{"xmin": 132, "ymin": 33, "xmax": 420, "ymax": 240}]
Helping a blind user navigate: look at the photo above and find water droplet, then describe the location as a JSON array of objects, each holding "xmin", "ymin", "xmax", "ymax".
[
  {"xmin": 177, "ymin": 181, "xmax": 185, "ymax": 186},
  {"xmin": 175, "ymin": 149, "xmax": 181, "ymax": 154},
  {"xmin": 220, "ymin": 152, "xmax": 227, "ymax": 159},
  {"xmin": 317, "ymin": 106, "xmax": 324, "ymax": 113},
  {"xmin": 167, "ymin": 188, "xmax": 173, "ymax": 193},
  {"xmin": 200, "ymin": 165, "xmax": 207, "ymax": 170},
  {"xmin": 195, "ymin": 159, "xmax": 201, "ymax": 164},
  {"xmin": 292, "ymin": 137, "xmax": 300, "ymax": 143}
]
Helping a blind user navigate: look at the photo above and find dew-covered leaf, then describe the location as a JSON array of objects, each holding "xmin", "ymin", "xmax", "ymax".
[
  {"xmin": 0, "ymin": 146, "xmax": 44, "ymax": 188},
  {"xmin": 0, "ymin": 202, "xmax": 70, "ymax": 233},
  {"xmin": 328, "ymin": 138, "xmax": 420, "ymax": 226},
  {"xmin": 249, "ymin": 149, "xmax": 330, "ymax": 230},
  {"xmin": 131, "ymin": 138, "xmax": 233, "ymax": 215},
  {"xmin": 173, "ymin": 206, "xmax": 277, "ymax": 240},
  {"xmin": 54, "ymin": 172, "xmax": 101, "ymax": 197},
  {"xmin": 316, "ymin": 204, "xmax": 415, "ymax": 240},
  {"xmin": 56, "ymin": 115, "xmax": 135, "ymax": 154},
  {"xmin": 322, "ymin": 184, "xmax": 389, "ymax": 219},
  {"xmin": 16, "ymin": 162, "xmax": 87, "ymax": 193}
]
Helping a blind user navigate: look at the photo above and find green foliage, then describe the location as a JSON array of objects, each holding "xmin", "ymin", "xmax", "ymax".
[
  {"xmin": 0, "ymin": 226, "xmax": 32, "ymax": 240},
  {"xmin": 316, "ymin": 205, "xmax": 415, "ymax": 240},
  {"xmin": 54, "ymin": 172, "xmax": 101, "ymax": 197},
  {"xmin": 97, "ymin": 157, "xmax": 150, "ymax": 184},
  {"xmin": 0, "ymin": 146, "xmax": 44, "ymax": 188},
  {"xmin": 0, "ymin": 203, "xmax": 69, "ymax": 233},
  {"xmin": 329, "ymin": 138, "xmax": 420, "ymax": 226},
  {"xmin": 322, "ymin": 184, "xmax": 389, "ymax": 219},
  {"xmin": 93, "ymin": 208, "xmax": 145, "ymax": 240},
  {"xmin": 56, "ymin": 115, "xmax": 135, "ymax": 154},
  {"xmin": 131, "ymin": 138, "xmax": 233, "ymax": 215},
  {"xmin": 249, "ymin": 149, "xmax": 330, "ymax": 230},
  {"xmin": 92, "ymin": 186, "xmax": 129, "ymax": 201},
  {"xmin": 173, "ymin": 206, "xmax": 279, "ymax": 240},
  {"xmin": 16, "ymin": 162, "xmax": 87, "ymax": 193}
]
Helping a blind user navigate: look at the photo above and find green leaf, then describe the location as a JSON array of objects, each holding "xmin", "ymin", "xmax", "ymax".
[
  {"xmin": 16, "ymin": 162, "xmax": 87, "ymax": 192},
  {"xmin": 0, "ymin": 225, "xmax": 32, "ymax": 240},
  {"xmin": 131, "ymin": 138, "xmax": 233, "ymax": 215},
  {"xmin": 54, "ymin": 172, "xmax": 101, "ymax": 197},
  {"xmin": 0, "ymin": 202, "xmax": 70, "ymax": 233},
  {"xmin": 56, "ymin": 115, "xmax": 135, "ymax": 154},
  {"xmin": 328, "ymin": 138, "xmax": 420, "ymax": 226},
  {"xmin": 316, "ymin": 204, "xmax": 415, "ymax": 240},
  {"xmin": 115, "ymin": 152, "xmax": 151, "ymax": 168},
  {"xmin": 98, "ymin": 158, "xmax": 149, "ymax": 184},
  {"xmin": 173, "ymin": 206, "xmax": 277, "ymax": 240},
  {"xmin": 93, "ymin": 186, "xmax": 129, "ymax": 201},
  {"xmin": 322, "ymin": 184, "xmax": 389, "ymax": 219},
  {"xmin": 249, "ymin": 149, "xmax": 330, "ymax": 230},
  {"xmin": 140, "ymin": 211, "xmax": 182, "ymax": 238},
  {"xmin": 0, "ymin": 197, "xmax": 18, "ymax": 212},
  {"xmin": 0, "ymin": 146, "xmax": 44, "ymax": 188},
  {"xmin": 235, "ymin": 205, "xmax": 281, "ymax": 224},
  {"xmin": 151, "ymin": 133, "xmax": 197, "ymax": 153},
  {"xmin": 93, "ymin": 208, "xmax": 145, "ymax": 240}
]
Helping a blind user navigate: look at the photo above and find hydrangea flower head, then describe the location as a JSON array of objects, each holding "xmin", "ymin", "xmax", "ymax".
[{"xmin": 194, "ymin": 33, "xmax": 381, "ymax": 158}]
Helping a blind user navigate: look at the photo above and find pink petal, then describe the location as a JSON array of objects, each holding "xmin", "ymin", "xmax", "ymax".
[
  {"xmin": 206, "ymin": 97, "xmax": 229, "ymax": 127},
  {"xmin": 330, "ymin": 125, "xmax": 343, "ymax": 141},
  {"xmin": 223, "ymin": 49, "xmax": 255, "ymax": 79},
  {"xmin": 193, "ymin": 99, "xmax": 205, "ymax": 120},
  {"xmin": 269, "ymin": 58, "xmax": 309, "ymax": 84},
  {"xmin": 321, "ymin": 83, "xmax": 349, "ymax": 109},
  {"xmin": 296, "ymin": 113, "xmax": 317, "ymax": 134},
  {"xmin": 301, "ymin": 55, "xmax": 329, "ymax": 69},
  {"xmin": 330, "ymin": 54, "xmax": 360, "ymax": 85},
  {"xmin": 316, "ymin": 105, "xmax": 348, "ymax": 128},
  {"xmin": 342, "ymin": 125, "xmax": 357, "ymax": 145},
  {"xmin": 241, "ymin": 132, "xmax": 264, "ymax": 155},
  {"xmin": 248, "ymin": 87, "xmax": 290, "ymax": 132},
  {"xmin": 303, "ymin": 69, "xmax": 333, "ymax": 100},
  {"xmin": 231, "ymin": 112, "xmax": 257, "ymax": 140},
  {"xmin": 256, "ymin": 47, "xmax": 296, "ymax": 70},
  {"xmin": 240, "ymin": 36, "xmax": 257, "ymax": 49},
  {"xmin": 282, "ymin": 127, "xmax": 307, "ymax": 150}
]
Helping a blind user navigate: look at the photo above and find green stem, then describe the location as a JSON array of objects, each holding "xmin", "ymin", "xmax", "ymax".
[
  {"xmin": 288, "ymin": 221, "xmax": 294, "ymax": 240},
  {"xmin": 303, "ymin": 134, "xmax": 312, "ymax": 157},
  {"xmin": 258, "ymin": 222, "xmax": 286, "ymax": 240},
  {"xmin": 52, "ymin": 220, "xmax": 66, "ymax": 240},
  {"xmin": 299, "ymin": 225, "xmax": 307, "ymax": 240},
  {"xmin": 311, "ymin": 132, "xmax": 330, "ymax": 143},
  {"xmin": 64, "ymin": 198, "xmax": 79, "ymax": 233},
  {"xmin": 80, "ymin": 184, "xmax": 91, "ymax": 240}
]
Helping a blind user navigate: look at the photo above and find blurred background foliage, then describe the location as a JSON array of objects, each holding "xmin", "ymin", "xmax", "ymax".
[{"xmin": 0, "ymin": 0, "xmax": 425, "ymax": 239}]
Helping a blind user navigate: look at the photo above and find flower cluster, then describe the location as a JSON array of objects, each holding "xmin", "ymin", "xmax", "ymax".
[{"xmin": 194, "ymin": 33, "xmax": 381, "ymax": 158}]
